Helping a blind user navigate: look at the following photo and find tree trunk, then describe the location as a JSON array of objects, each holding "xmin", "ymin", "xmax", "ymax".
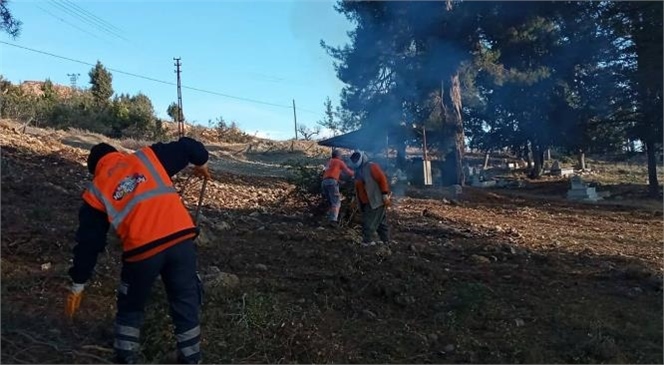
[
  {"xmin": 645, "ymin": 140, "xmax": 660, "ymax": 198},
  {"xmin": 396, "ymin": 142, "xmax": 407, "ymax": 169},
  {"xmin": 525, "ymin": 143, "xmax": 533, "ymax": 169},
  {"xmin": 578, "ymin": 149, "xmax": 586, "ymax": 170},
  {"xmin": 483, "ymin": 151, "xmax": 490, "ymax": 170},
  {"xmin": 453, "ymin": 131, "xmax": 465, "ymax": 185},
  {"xmin": 451, "ymin": 74, "xmax": 465, "ymax": 186},
  {"xmin": 441, "ymin": 74, "xmax": 465, "ymax": 185},
  {"xmin": 538, "ymin": 149, "xmax": 545, "ymax": 174},
  {"xmin": 531, "ymin": 145, "xmax": 544, "ymax": 178},
  {"xmin": 546, "ymin": 148, "xmax": 551, "ymax": 161}
]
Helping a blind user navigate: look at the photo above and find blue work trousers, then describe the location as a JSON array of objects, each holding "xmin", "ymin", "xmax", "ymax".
[
  {"xmin": 321, "ymin": 178, "xmax": 341, "ymax": 222},
  {"xmin": 114, "ymin": 239, "xmax": 202, "ymax": 364}
]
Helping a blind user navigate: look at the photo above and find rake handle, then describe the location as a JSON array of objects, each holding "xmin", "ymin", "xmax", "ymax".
[{"xmin": 194, "ymin": 177, "xmax": 208, "ymax": 225}]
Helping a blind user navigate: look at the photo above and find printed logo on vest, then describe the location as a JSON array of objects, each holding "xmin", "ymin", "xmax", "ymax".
[{"xmin": 113, "ymin": 173, "xmax": 147, "ymax": 200}]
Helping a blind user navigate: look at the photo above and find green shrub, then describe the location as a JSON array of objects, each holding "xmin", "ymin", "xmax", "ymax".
[
  {"xmin": 213, "ymin": 116, "xmax": 253, "ymax": 143},
  {"xmin": 283, "ymin": 159, "xmax": 323, "ymax": 196},
  {"xmin": 0, "ymin": 76, "xmax": 165, "ymax": 141}
]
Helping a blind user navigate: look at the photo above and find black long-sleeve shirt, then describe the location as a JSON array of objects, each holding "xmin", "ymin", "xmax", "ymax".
[{"xmin": 68, "ymin": 137, "xmax": 209, "ymax": 284}]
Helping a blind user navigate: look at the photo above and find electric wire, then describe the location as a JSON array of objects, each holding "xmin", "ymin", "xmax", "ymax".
[{"xmin": 0, "ymin": 41, "xmax": 320, "ymax": 115}]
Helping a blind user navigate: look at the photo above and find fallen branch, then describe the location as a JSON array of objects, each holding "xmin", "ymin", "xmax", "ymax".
[
  {"xmin": 20, "ymin": 117, "xmax": 34, "ymax": 134},
  {"xmin": 12, "ymin": 330, "xmax": 61, "ymax": 351},
  {"xmin": 261, "ymin": 145, "xmax": 276, "ymax": 155},
  {"xmin": 69, "ymin": 349, "xmax": 112, "ymax": 363},
  {"xmin": 7, "ymin": 330, "xmax": 112, "ymax": 364},
  {"xmin": 7, "ymin": 353, "xmax": 30, "ymax": 364},
  {"xmin": 234, "ymin": 146, "xmax": 249, "ymax": 156},
  {"xmin": 81, "ymin": 344, "xmax": 114, "ymax": 353}
]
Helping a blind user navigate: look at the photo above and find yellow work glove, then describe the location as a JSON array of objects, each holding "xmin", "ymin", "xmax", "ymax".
[
  {"xmin": 65, "ymin": 283, "xmax": 85, "ymax": 319},
  {"xmin": 382, "ymin": 193, "xmax": 392, "ymax": 207},
  {"xmin": 192, "ymin": 163, "xmax": 212, "ymax": 180}
]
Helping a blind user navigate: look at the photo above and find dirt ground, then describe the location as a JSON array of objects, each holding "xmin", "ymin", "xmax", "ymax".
[{"xmin": 1, "ymin": 121, "xmax": 662, "ymax": 364}]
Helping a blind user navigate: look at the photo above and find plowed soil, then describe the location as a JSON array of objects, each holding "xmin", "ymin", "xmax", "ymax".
[{"xmin": 1, "ymin": 120, "xmax": 662, "ymax": 364}]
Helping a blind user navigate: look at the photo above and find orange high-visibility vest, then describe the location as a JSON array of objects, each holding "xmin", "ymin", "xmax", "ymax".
[{"xmin": 82, "ymin": 147, "xmax": 197, "ymax": 262}]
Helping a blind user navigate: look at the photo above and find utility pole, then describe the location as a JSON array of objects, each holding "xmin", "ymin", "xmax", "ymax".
[
  {"xmin": 174, "ymin": 57, "xmax": 184, "ymax": 139},
  {"xmin": 423, "ymin": 124, "xmax": 432, "ymax": 186},
  {"xmin": 67, "ymin": 73, "xmax": 80, "ymax": 89},
  {"xmin": 291, "ymin": 99, "xmax": 298, "ymax": 151},
  {"xmin": 292, "ymin": 99, "xmax": 298, "ymax": 140},
  {"xmin": 423, "ymin": 126, "xmax": 428, "ymax": 161}
]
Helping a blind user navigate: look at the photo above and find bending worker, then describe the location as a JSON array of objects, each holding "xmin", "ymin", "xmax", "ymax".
[
  {"xmin": 349, "ymin": 151, "xmax": 392, "ymax": 246},
  {"xmin": 321, "ymin": 149, "xmax": 354, "ymax": 226},
  {"xmin": 65, "ymin": 137, "xmax": 211, "ymax": 364}
]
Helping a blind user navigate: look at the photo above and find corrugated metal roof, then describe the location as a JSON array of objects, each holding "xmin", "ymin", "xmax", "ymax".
[
  {"xmin": 317, "ymin": 128, "xmax": 388, "ymax": 151},
  {"xmin": 318, "ymin": 126, "xmax": 438, "ymax": 152}
]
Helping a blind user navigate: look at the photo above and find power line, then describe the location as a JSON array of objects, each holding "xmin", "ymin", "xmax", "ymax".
[
  {"xmin": 61, "ymin": 0, "xmax": 125, "ymax": 34},
  {"xmin": 181, "ymin": 85, "xmax": 305, "ymax": 109},
  {"xmin": 1, "ymin": 41, "xmax": 96, "ymax": 67},
  {"xmin": 50, "ymin": 0, "xmax": 125, "ymax": 39},
  {"xmin": 45, "ymin": 0, "xmax": 117, "ymax": 42},
  {"xmin": 0, "ymin": 41, "xmax": 320, "ymax": 115},
  {"xmin": 37, "ymin": 5, "xmax": 111, "ymax": 44},
  {"xmin": 295, "ymin": 105, "xmax": 319, "ymax": 114},
  {"xmin": 54, "ymin": 0, "xmax": 130, "ymax": 42},
  {"xmin": 46, "ymin": 0, "xmax": 129, "ymax": 43}
]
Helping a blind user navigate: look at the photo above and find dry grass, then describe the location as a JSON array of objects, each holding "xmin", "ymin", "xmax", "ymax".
[{"xmin": 589, "ymin": 160, "xmax": 664, "ymax": 185}]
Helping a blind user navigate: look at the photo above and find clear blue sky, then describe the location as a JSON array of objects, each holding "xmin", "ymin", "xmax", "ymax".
[{"xmin": 0, "ymin": 0, "xmax": 353, "ymax": 140}]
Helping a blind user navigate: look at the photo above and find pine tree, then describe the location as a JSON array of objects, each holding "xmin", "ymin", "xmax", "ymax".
[
  {"xmin": 0, "ymin": 0, "xmax": 21, "ymax": 38},
  {"xmin": 167, "ymin": 102, "xmax": 181, "ymax": 122},
  {"xmin": 89, "ymin": 61, "xmax": 114, "ymax": 105}
]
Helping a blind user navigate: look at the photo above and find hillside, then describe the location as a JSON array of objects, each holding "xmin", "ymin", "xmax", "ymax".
[
  {"xmin": 1, "ymin": 119, "xmax": 662, "ymax": 363},
  {"xmin": 18, "ymin": 80, "xmax": 77, "ymax": 99}
]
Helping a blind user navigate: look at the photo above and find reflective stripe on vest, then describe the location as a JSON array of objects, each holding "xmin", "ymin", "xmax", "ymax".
[{"xmin": 87, "ymin": 149, "xmax": 177, "ymax": 229}]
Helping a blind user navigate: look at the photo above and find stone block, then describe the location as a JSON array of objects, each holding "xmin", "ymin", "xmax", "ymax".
[
  {"xmin": 570, "ymin": 175, "xmax": 586, "ymax": 189},
  {"xmin": 479, "ymin": 181, "xmax": 497, "ymax": 188},
  {"xmin": 553, "ymin": 167, "xmax": 574, "ymax": 177},
  {"xmin": 463, "ymin": 165, "xmax": 475, "ymax": 177},
  {"xmin": 597, "ymin": 191, "xmax": 611, "ymax": 199},
  {"xmin": 441, "ymin": 184, "xmax": 462, "ymax": 200},
  {"xmin": 472, "ymin": 179, "xmax": 496, "ymax": 188},
  {"xmin": 567, "ymin": 187, "xmax": 599, "ymax": 201}
]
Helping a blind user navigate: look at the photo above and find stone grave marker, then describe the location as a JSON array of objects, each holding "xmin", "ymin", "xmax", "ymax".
[{"xmin": 566, "ymin": 175, "xmax": 600, "ymax": 202}]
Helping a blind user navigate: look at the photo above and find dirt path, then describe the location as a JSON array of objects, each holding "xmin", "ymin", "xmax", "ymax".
[{"xmin": 207, "ymin": 151, "xmax": 293, "ymax": 178}]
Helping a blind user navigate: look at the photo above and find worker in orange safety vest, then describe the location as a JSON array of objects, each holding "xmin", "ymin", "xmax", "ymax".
[
  {"xmin": 66, "ymin": 138, "xmax": 210, "ymax": 364},
  {"xmin": 349, "ymin": 150, "xmax": 392, "ymax": 247},
  {"xmin": 321, "ymin": 149, "xmax": 354, "ymax": 226}
]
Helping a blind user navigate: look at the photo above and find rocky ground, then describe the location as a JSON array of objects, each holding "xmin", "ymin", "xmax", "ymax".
[{"xmin": 1, "ymin": 120, "xmax": 662, "ymax": 363}]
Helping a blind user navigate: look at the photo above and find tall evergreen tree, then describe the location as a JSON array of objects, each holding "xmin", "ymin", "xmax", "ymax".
[
  {"xmin": 609, "ymin": 2, "xmax": 663, "ymax": 197},
  {"xmin": 89, "ymin": 61, "xmax": 114, "ymax": 105},
  {"xmin": 167, "ymin": 102, "xmax": 181, "ymax": 122}
]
